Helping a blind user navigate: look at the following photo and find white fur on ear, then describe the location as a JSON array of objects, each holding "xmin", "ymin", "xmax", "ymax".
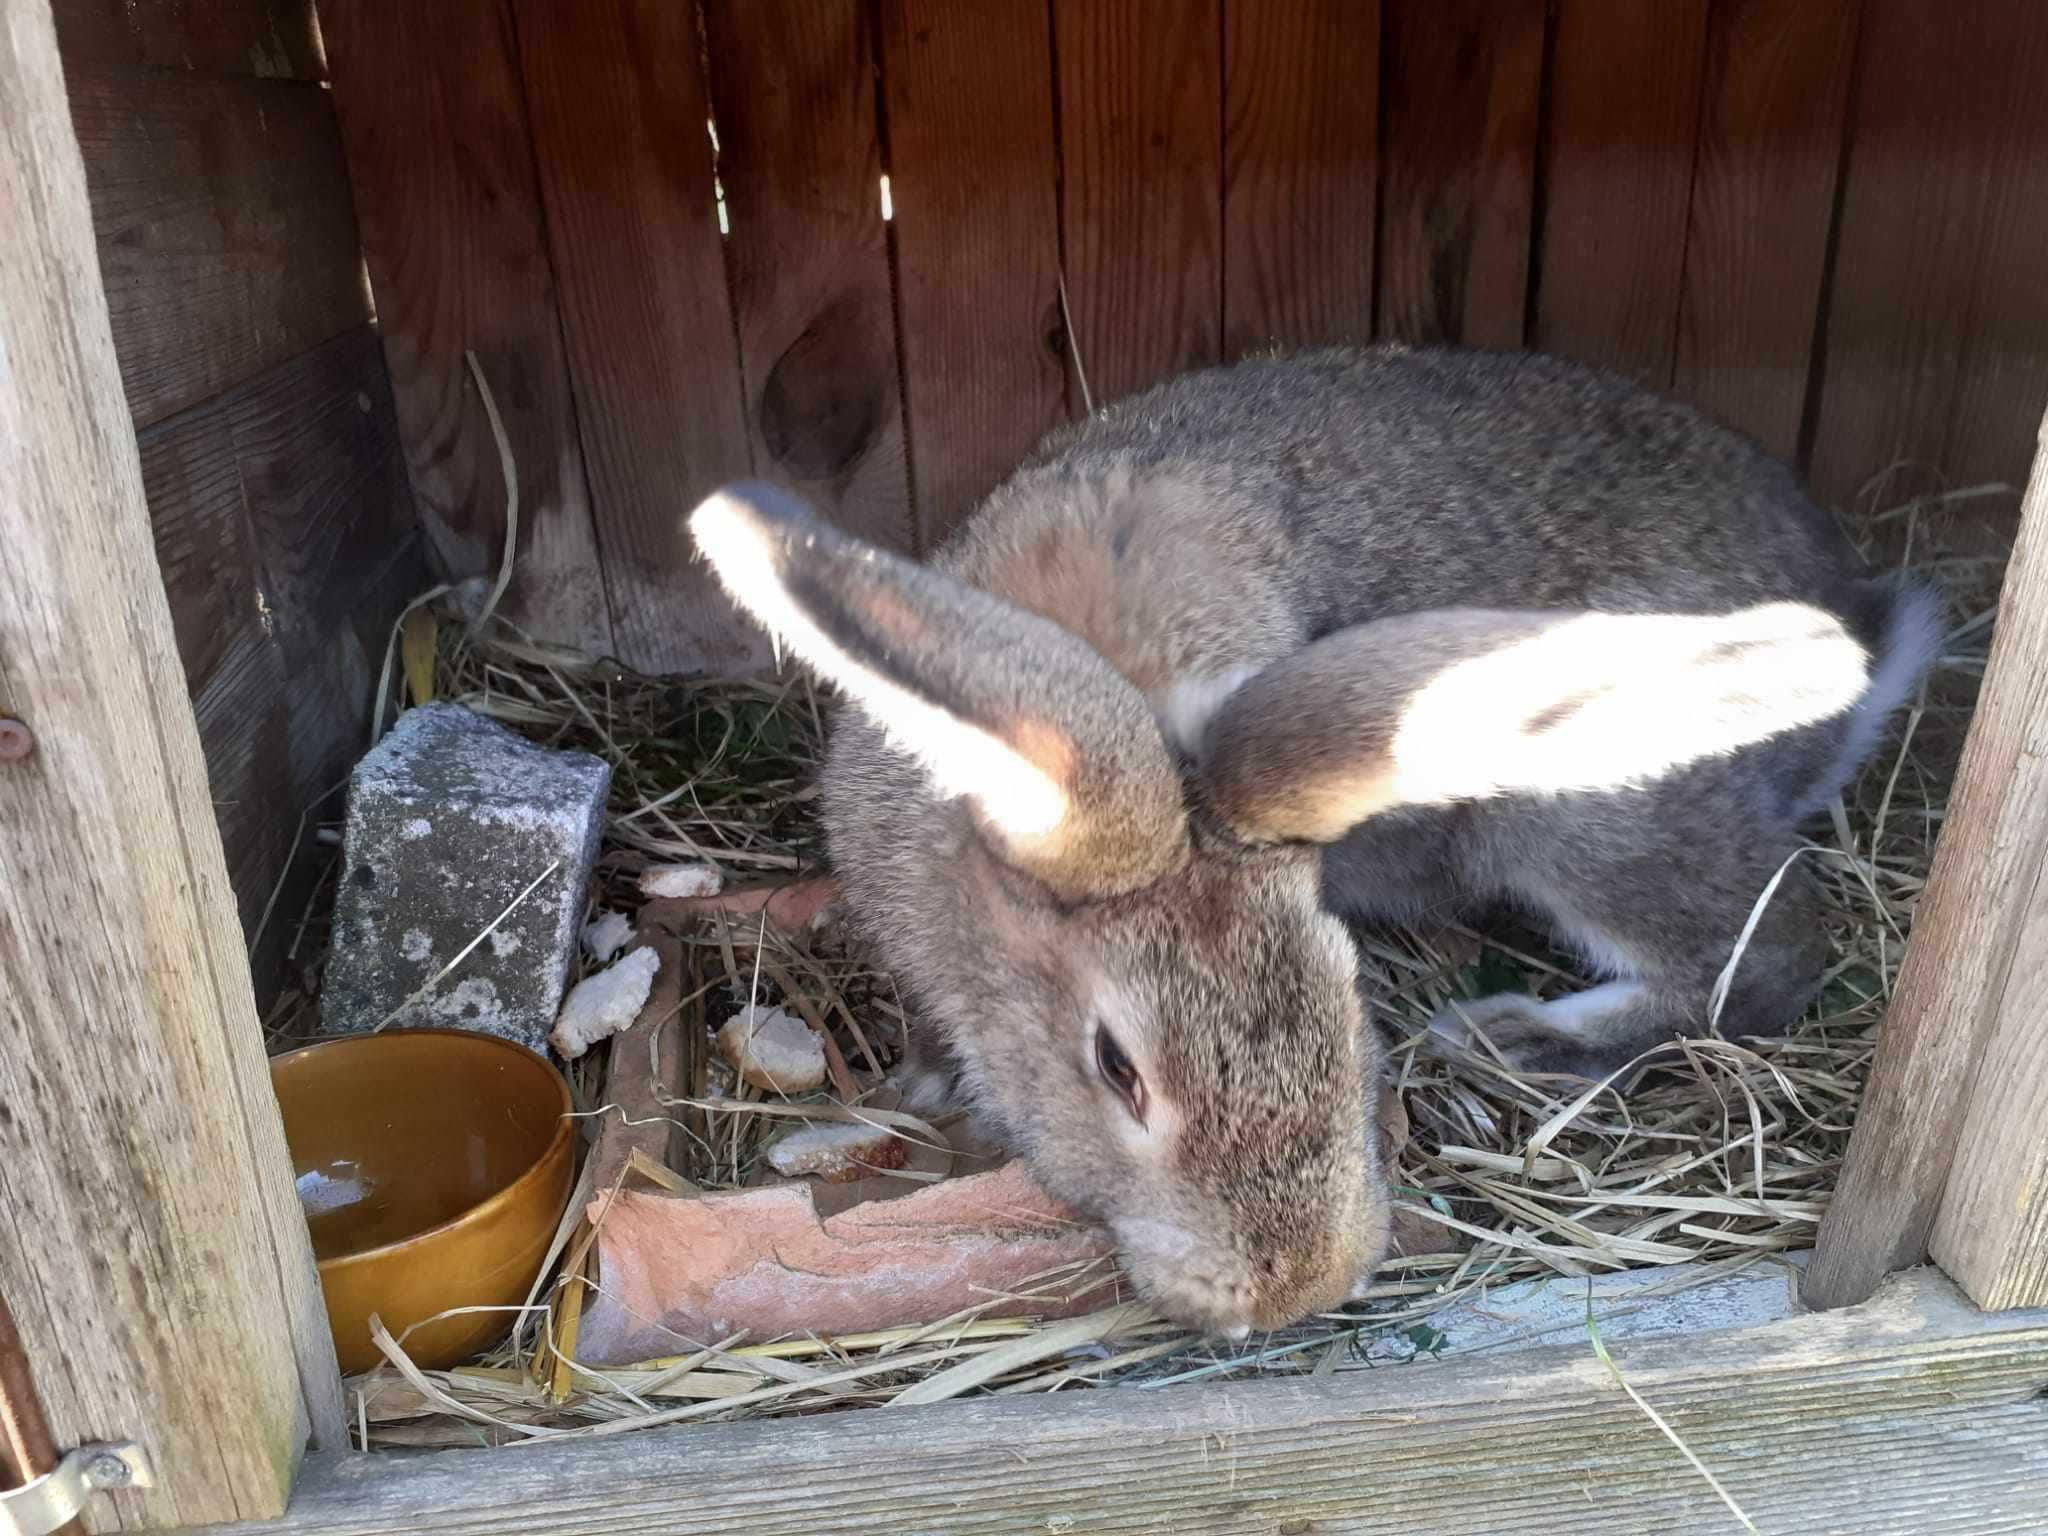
[
  {"xmin": 688, "ymin": 490, "xmax": 1070, "ymax": 844},
  {"xmin": 1390, "ymin": 602, "xmax": 1872, "ymax": 804}
]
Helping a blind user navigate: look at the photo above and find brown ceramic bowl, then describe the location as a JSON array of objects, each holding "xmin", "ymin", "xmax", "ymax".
[{"xmin": 271, "ymin": 1029, "xmax": 576, "ymax": 1377}]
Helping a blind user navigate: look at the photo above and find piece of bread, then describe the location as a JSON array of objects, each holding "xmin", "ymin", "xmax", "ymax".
[
  {"xmin": 767, "ymin": 1120, "xmax": 911, "ymax": 1183},
  {"xmin": 714, "ymin": 1004, "xmax": 826, "ymax": 1094},
  {"xmin": 639, "ymin": 862, "xmax": 723, "ymax": 899},
  {"xmin": 550, "ymin": 945, "xmax": 661, "ymax": 1059}
]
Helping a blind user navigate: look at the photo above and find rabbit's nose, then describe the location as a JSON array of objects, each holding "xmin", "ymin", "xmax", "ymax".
[
  {"xmin": 1168, "ymin": 1277, "xmax": 1261, "ymax": 1338},
  {"xmin": 1244, "ymin": 1239, "xmax": 1363, "ymax": 1330},
  {"xmin": 1110, "ymin": 1218, "xmax": 1272, "ymax": 1335}
]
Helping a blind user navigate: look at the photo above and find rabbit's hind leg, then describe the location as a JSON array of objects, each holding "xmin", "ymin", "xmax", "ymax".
[{"xmin": 1424, "ymin": 805, "xmax": 1828, "ymax": 1080}]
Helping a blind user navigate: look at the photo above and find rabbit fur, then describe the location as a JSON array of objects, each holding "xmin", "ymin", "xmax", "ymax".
[{"xmin": 687, "ymin": 343, "xmax": 1940, "ymax": 1336}]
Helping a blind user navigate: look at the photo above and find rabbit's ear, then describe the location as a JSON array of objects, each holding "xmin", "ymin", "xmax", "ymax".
[
  {"xmin": 689, "ymin": 483, "xmax": 1188, "ymax": 900},
  {"xmin": 1202, "ymin": 603, "xmax": 1872, "ymax": 844}
]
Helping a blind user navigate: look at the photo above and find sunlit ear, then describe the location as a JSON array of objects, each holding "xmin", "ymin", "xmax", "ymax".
[
  {"xmin": 689, "ymin": 482, "xmax": 1188, "ymax": 900},
  {"xmin": 1204, "ymin": 603, "xmax": 1872, "ymax": 844}
]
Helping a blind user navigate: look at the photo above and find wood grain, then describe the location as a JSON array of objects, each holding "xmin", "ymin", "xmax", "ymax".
[
  {"xmin": 704, "ymin": 0, "xmax": 912, "ymax": 559},
  {"xmin": 62, "ymin": 71, "xmax": 368, "ymax": 428},
  {"xmin": 193, "ymin": 1268, "xmax": 2048, "ymax": 1535},
  {"xmin": 189, "ymin": 614, "xmax": 298, "ymax": 934},
  {"xmin": 136, "ymin": 328, "xmax": 423, "ymax": 994},
  {"xmin": 1532, "ymin": 0, "xmax": 1712, "ymax": 385},
  {"xmin": 1221, "ymin": 0, "xmax": 1380, "ymax": 357},
  {"xmin": 1054, "ymin": 0, "xmax": 1223, "ymax": 406},
  {"xmin": 1804, "ymin": 0, "xmax": 2036, "ymax": 511},
  {"xmin": 52, "ymin": 0, "xmax": 323, "ymax": 78},
  {"xmin": 139, "ymin": 386, "xmax": 272, "ymax": 699},
  {"xmin": 1375, "ymin": 0, "xmax": 1543, "ymax": 348},
  {"xmin": 1806, "ymin": 416, "xmax": 2048, "ymax": 1311},
  {"xmin": 0, "ymin": 2, "xmax": 343, "ymax": 1524},
  {"xmin": 322, "ymin": 0, "xmax": 614, "ymax": 656},
  {"xmin": 227, "ymin": 331, "xmax": 417, "ymax": 676},
  {"xmin": 513, "ymin": 0, "xmax": 757, "ymax": 674},
  {"xmin": 1934, "ymin": 12, "xmax": 2048, "ymax": 533},
  {"xmin": 1924, "ymin": 416, "xmax": 2048, "ymax": 1309},
  {"xmin": 1672, "ymin": 0, "xmax": 1856, "ymax": 460},
  {"xmin": 878, "ymin": 0, "xmax": 1067, "ymax": 548}
]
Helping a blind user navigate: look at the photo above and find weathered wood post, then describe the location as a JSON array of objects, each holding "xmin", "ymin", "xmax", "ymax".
[
  {"xmin": 1808, "ymin": 409, "xmax": 2048, "ymax": 1311},
  {"xmin": 0, "ymin": 0, "xmax": 345, "ymax": 1523}
]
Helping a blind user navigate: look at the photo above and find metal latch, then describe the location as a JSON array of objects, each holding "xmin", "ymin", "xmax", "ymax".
[{"xmin": 0, "ymin": 1442, "xmax": 153, "ymax": 1536}]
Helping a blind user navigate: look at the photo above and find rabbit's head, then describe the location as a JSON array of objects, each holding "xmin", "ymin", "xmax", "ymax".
[{"xmin": 689, "ymin": 483, "xmax": 1873, "ymax": 1335}]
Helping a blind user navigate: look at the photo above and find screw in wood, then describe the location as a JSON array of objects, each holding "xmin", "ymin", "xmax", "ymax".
[{"xmin": 0, "ymin": 718, "xmax": 33, "ymax": 762}]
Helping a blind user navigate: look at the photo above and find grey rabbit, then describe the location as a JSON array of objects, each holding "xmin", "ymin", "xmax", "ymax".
[{"xmin": 687, "ymin": 343, "xmax": 1940, "ymax": 1337}]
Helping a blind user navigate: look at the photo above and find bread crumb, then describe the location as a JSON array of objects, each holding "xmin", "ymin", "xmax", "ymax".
[
  {"xmin": 551, "ymin": 946, "xmax": 661, "ymax": 1059},
  {"xmin": 715, "ymin": 1004, "xmax": 825, "ymax": 1094},
  {"xmin": 581, "ymin": 908, "xmax": 634, "ymax": 963},
  {"xmin": 640, "ymin": 862, "xmax": 723, "ymax": 900},
  {"xmin": 768, "ymin": 1120, "xmax": 910, "ymax": 1183}
]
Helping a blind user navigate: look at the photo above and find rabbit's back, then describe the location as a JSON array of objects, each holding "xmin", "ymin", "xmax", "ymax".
[{"xmin": 940, "ymin": 345, "xmax": 1864, "ymax": 642}]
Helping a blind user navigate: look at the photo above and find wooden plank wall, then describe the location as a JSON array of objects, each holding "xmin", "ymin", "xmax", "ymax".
[
  {"xmin": 53, "ymin": 0, "xmax": 429, "ymax": 1004},
  {"xmin": 317, "ymin": 0, "xmax": 2048, "ymax": 675}
]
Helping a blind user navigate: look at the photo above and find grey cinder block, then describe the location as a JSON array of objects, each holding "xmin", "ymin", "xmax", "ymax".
[{"xmin": 320, "ymin": 702, "xmax": 609, "ymax": 1053}]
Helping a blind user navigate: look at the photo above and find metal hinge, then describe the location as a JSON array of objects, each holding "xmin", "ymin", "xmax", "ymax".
[{"xmin": 0, "ymin": 1442, "xmax": 153, "ymax": 1536}]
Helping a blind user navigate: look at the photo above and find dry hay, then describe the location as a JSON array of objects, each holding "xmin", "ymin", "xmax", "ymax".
[{"xmin": 298, "ymin": 490, "xmax": 2007, "ymax": 1451}]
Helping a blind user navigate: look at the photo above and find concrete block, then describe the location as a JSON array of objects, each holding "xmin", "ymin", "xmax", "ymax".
[{"xmin": 320, "ymin": 702, "xmax": 609, "ymax": 1053}]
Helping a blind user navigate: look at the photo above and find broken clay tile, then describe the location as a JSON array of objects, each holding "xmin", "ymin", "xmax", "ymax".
[
  {"xmin": 584, "ymin": 928, "xmax": 688, "ymax": 1197},
  {"xmin": 641, "ymin": 875, "xmax": 839, "ymax": 940},
  {"xmin": 576, "ymin": 1160, "xmax": 1121, "ymax": 1365},
  {"xmin": 578, "ymin": 1071, "xmax": 1451, "ymax": 1364}
]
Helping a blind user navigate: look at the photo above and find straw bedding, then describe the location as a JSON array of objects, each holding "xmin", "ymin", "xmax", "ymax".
[{"xmin": 263, "ymin": 494, "xmax": 2006, "ymax": 1450}]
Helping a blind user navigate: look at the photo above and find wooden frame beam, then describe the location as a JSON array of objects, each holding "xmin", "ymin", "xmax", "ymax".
[
  {"xmin": 189, "ymin": 1268, "xmax": 2048, "ymax": 1535},
  {"xmin": 1926, "ymin": 415, "xmax": 2048, "ymax": 1308},
  {"xmin": 1808, "ymin": 412, "xmax": 2048, "ymax": 1311},
  {"xmin": 0, "ymin": 0, "xmax": 344, "ymax": 1527}
]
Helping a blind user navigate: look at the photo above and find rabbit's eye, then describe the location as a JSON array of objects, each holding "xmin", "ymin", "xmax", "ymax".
[{"xmin": 1095, "ymin": 1027, "xmax": 1148, "ymax": 1124}]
